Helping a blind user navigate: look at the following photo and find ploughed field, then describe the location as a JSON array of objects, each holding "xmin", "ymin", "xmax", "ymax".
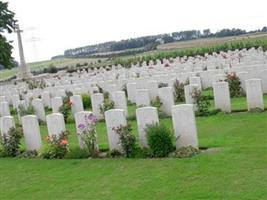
[{"xmin": 1, "ymin": 92, "xmax": 267, "ymax": 199}]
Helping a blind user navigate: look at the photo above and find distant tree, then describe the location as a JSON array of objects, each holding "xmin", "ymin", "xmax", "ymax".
[
  {"xmin": 262, "ymin": 26, "xmax": 267, "ymax": 32},
  {"xmin": 203, "ymin": 29, "xmax": 211, "ymax": 37},
  {"xmin": 0, "ymin": 2, "xmax": 17, "ymax": 69}
]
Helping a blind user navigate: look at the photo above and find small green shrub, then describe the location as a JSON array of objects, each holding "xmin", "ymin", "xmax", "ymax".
[
  {"xmin": 81, "ymin": 93, "xmax": 91, "ymax": 109},
  {"xmin": 18, "ymin": 104, "xmax": 35, "ymax": 117},
  {"xmin": 0, "ymin": 127, "xmax": 23, "ymax": 157},
  {"xmin": 225, "ymin": 72, "xmax": 243, "ymax": 97},
  {"xmin": 192, "ymin": 88, "xmax": 211, "ymax": 116},
  {"xmin": 173, "ymin": 79, "xmax": 185, "ymax": 103},
  {"xmin": 100, "ymin": 99, "xmax": 115, "ymax": 115},
  {"xmin": 59, "ymin": 93, "xmax": 72, "ymax": 122},
  {"xmin": 112, "ymin": 124, "xmax": 136, "ymax": 158},
  {"xmin": 146, "ymin": 124, "xmax": 173, "ymax": 157}
]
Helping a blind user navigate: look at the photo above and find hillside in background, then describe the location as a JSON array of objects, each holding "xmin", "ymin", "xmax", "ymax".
[{"xmin": 63, "ymin": 27, "xmax": 267, "ymax": 58}]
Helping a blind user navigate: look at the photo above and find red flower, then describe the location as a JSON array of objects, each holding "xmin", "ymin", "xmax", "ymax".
[
  {"xmin": 60, "ymin": 139, "xmax": 68, "ymax": 145},
  {"xmin": 68, "ymin": 100, "xmax": 73, "ymax": 106}
]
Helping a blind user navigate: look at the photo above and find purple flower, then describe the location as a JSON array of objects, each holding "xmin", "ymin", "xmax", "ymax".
[
  {"xmin": 87, "ymin": 113, "xmax": 97, "ymax": 123},
  {"xmin": 78, "ymin": 123, "xmax": 86, "ymax": 130}
]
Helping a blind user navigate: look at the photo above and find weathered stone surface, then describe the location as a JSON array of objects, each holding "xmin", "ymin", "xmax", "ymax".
[{"xmin": 158, "ymin": 87, "xmax": 174, "ymax": 116}]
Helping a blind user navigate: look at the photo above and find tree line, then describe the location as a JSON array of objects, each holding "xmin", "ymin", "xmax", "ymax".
[{"xmin": 64, "ymin": 27, "xmax": 267, "ymax": 58}]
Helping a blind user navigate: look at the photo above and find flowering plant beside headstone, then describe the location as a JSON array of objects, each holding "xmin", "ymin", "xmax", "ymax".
[
  {"xmin": 78, "ymin": 113, "xmax": 99, "ymax": 157},
  {"xmin": 225, "ymin": 72, "xmax": 243, "ymax": 97},
  {"xmin": 41, "ymin": 131, "xmax": 69, "ymax": 159},
  {"xmin": 59, "ymin": 93, "xmax": 73, "ymax": 122}
]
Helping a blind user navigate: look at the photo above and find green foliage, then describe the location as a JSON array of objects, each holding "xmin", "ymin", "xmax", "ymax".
[
  {"xmin": 0, "ymin": 2, "xmax": 17, "ymax": 69},
  {"xmin": 0, "ymin": 127, "xmax": 23, "ymax": 157},
  {"xmin": 43, "ymin": 65, "xmax": 58, "ymax": 74},
  {"xmin": 146, "ymin": 124, "xmax": 173, "ymax": 157},
  {"xmin": 59, "ymin": 93, "xmax": 72, "ymax": 122},
  {"xmin": 100, "ymin": 98, "xmax": 115, "ymax": 115},
  {"xmin": 112, "ymin": 124, "xmax": 136, "ymax": 158},
  {"xmin": 151, "ymin": 96, "xmax": 162, "ymax": 110},
  {"xmin": 225, "ymin": 72, "xmax": 243, "ymax": 97},
  {"xmin": 81, "ymin": 93, "xmax": 91, "ymax": 109},
  {"xmin": 41, "ymin": 131, "xmax": 69, "ymax": 159},
  {"xmin": 173, "ymin": 79, "xmax": 185, "ymax": 103},
  {"xmin": 173, "ymin": 146, "xmax": 200, "ymax": 158},
  {"xmin": 18, "ymin": 104, "xmax": 35, "ymax": 117},
  {"xmin": 192, "ymin": 88, "xmax": 211, "ymax": 116}
]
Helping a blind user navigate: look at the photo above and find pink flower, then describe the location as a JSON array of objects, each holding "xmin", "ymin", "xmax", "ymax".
[{"xmin": 60, "ymin": 139, "xmax": 68, "ymax": 145}]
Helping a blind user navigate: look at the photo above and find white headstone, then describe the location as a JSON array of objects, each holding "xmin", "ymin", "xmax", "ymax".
[
  {"xmin": 70, "ymin": 95, "xmax": 84, "ymax": 115},
  {"xmin": 46, "ymin": 113, "xmax": 66, "ymax": 137},
  {"xmin": 21, "ymin": 115, "xmax": 42, "ymax": 151},
  {"xmin": 158, "ymin": 87, "xmax": 174, "ymax": 116},
  {"xmin": 136, "ymin": 107, "xmax": 159, "ymax": 147},
  {"xmin": 0, "ymin": 116, "xmax": 15, "ymax": 136},
  {"xmin": 245, "ymin": 79, "xmax": 264, "ymax": 111},
  {"xmin": 32, "ymin": 98, "xmax": 46, "ymax": 122},
  {"xmin": 91, "ymin": 93, "xmax": 104, "ymax": 120},
  {"xmin": 213, "ymin": 81, "xmax": 231, "ymax": 113},
  {"xmin": 51, "ymin": 97, "xmax": 63, "ymax": 113},
  {"xmin": 136, "ymin": 89, "xmax": 150, "ymax": 107},
  {"xmin": 172, "ymin": 104, "xmax": 198, "ymax": 149},
  {"xmin": 112, "ymin": 91, "xmax": 128, "ymax": 116},
  {"xmin": 104, "ymin": 109, "xmax": 127, "ymax": 151},
  {"xmin": 0, "ymin": 101, "xmax": 10, "ymax": 117}
]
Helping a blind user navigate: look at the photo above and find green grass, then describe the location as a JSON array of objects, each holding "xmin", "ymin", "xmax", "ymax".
[
  {"xmin": 1, "ymin": 92, "xmax": 267, "ymax": 199},
  {"xmin": 1, "ymin": 111, "xmax": 267, "ymax": 199}
]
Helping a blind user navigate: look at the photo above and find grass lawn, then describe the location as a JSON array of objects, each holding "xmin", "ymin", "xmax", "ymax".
[{"xmin": 0, "ymin": 92, "xmax": 267, "ymax": 199}]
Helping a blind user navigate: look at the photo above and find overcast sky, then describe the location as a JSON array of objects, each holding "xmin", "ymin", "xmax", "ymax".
[{"xmin": 4, "ymin": 0, "xmax": 267, "ymax": 63}]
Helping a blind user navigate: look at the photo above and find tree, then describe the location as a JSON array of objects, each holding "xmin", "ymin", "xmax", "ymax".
[
  {"xmin": 203, "ymin": 29, "xmax": 211, "ymax": 37},
  {"xmin": 262, "ymin": 26, "xmax": 267, "ymax": 32},
  {"xmin": 0, "ymin": 2, "xmax": 17, "ymax": 69}
]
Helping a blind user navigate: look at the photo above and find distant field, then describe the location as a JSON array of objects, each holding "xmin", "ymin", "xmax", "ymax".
[
  {"xmin": 0, "ymin": 57, "xmax": 108, "ymax": 81},
  {"xmin": 157, "ymin": 32, "xmax": 267, "ymax": 51}
]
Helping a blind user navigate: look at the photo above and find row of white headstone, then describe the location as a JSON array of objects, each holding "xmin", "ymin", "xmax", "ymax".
[
  {"xmin": 0, "ymin": 77, "xmax": 265, "ymax": 122},
  {"xmin": 0, "ymin": 104, "xmax": 198, "ymax": 152}
]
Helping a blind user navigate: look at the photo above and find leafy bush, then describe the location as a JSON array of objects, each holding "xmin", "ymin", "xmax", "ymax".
[
  {"xmin": 81, "ymin": 93, "xmax": 91, "ymax": 109},
  {"xmin": 41, "ymin": 131, "xmax": 69, "ymax": 159},
  {"xmin": 173, "ymin": 79, "xmax": 185, "ymax": 103},
  {"xmin": 173, "ymin": 146, "xmax": 200, "ymax": 158},
  {"xmin": 100, "ymin": 99, "xmax": 115, "ymax": 115},
  {"xmin": 0, "ymin": 127, "xmax": 23, "ymax": 157},
  {"xmin": 151, "ymin": 96, "xmax": 162, "ymax": 110},
  {"xmin": 146, "ymin": 124, "xmax": 173, "ymax": 157},
  {"xmin": 18, "ymin": 104, "xmax": 35, "ymax": 117},
  {"xmin": 107, "ymin": 149, "xmax": 122, "ymax": 158},
  {"xmin": 192, "ymin": 88, "xmax": 211, "ymax": 116},
  {"xmin": 112, "ymin": 124, "xmax": 136, "ymax": 158},
  {"xmin": 59, "ymin": 93, "xmax": 73, "ymax": 122},
  {"xmin": 225, "ymin": 72, "xmax": 243, "ymax": 97},
  {"xmin": 43, "ymin": 65, "xmax": 58, "ymax": 74},
  {"xmin": 77, "ymin": 113, "xmax": 98, "ymax": 157}
]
